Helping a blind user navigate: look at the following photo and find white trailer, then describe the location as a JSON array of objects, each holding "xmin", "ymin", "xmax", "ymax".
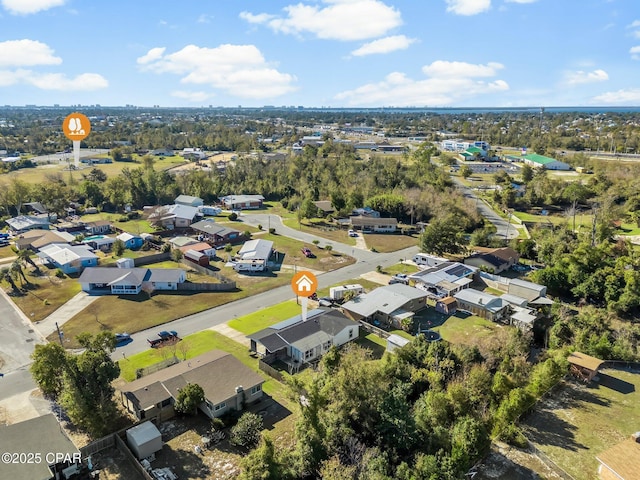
[{"xmin": 329, "ymin": 284, "xmax": 364, "ymax": 301}]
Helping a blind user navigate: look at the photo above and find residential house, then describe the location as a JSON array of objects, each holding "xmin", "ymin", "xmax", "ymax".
[
  {"xmin": 169, "ymin": 236, "xmax": 199, "ymax": 249},
  {"xmin": 178, "ymin": 241, "xmax": 217, "ymax": 258},
  {"xmin": 409, "ymin": 262, "xmax": 477, "ymax": 297},
  {"xmin": 454, "ymin": 288, "xmax": 511, "ymax": 322},
  {"xmin": 508, "ymin": 278, "xmax": 547, "ymax": 301},
  {"xmin": 220, "ymin": 194, "xmax": 265, "ymax": 210},
  {"xmin": 151, "ymin": 148, "xmax": 174, "ymax": 156},
  {"xmin": 116, "ymin": 232, "xmax": 144, "ymax": 250},
  {"xmin": 190, "ymin": 219, "xmax": 242, "ymax": 246},
  {"xmin": 119, "ymin": 350, "xmax": 264, "ymax": 421},
  {"xmin": 342, "ymin": 284, "xmax": 428, "ymax": 329},
  {"xmin": 78, "ymin": 267, "xmax": 186, "ymax": 294},
  {"xmin": 149, "ymin": 204, "xmax": 200, "ymax": 229},
  {"xmin": 6, "ymin": 215, "xmax": 50, "ymax": 234},
  {"xmin": 37, "ymin": 243, "xmax": 98, "ymax": 274},
  {"xmin": 180, "ymin": 147, "xmax": 207, "ymax": 160},
  {"xmin": 596, "ymin": 434, "xmax": 640, "ymax": 480},
  {"xmin": 248, "ymin": 308, "xmax": 359, "ymax": 367},
  {"xmin": 84, "ymin": 220, "xmax": 113, "ymax": 235},
  {"xmin": 174, "ymin": 195, "xmax": 204, "ymax": 207},
  {"xmin": 82, "ymin": 234, "xmax": 116, "ymax": 252},
  {"xmin": 23, "ymin": 202, "xmax": 48, "ymax": 215},
  {"xmin": 0, "ymin": 414, "xmax": 80, "ymax": 480},
  {"xmin": 314, "ymin": 200, "xmax": 335, "ymax": 216},
  {"xmin": 14, "ymin": 229, "xmax": 75, "ymax": 250},
  {"xmin": 352, "ymin": 207, "xmax": 380, "ymax": 218},
  {"xmin": 350, "ymin": 216, "xmax": 398, "ymax": 233},
  {"xmin": 464, "ymin": 247, "xmax": 520, "ymax": 274}
]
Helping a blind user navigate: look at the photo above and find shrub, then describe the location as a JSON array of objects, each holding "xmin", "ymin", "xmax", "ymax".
[
  {"xmin": 55, "ymin": 269, "xmax": 65, "ymax": 278},
  {"xmin": 229, "ymin": 212, "xmax": 238, "ymax": 221},
  {"xmin": 244, "ymin": 230, "xmax": 252, "ymax": 239},
  {"xmin": 257, "ymin": 224, "xmax": 263, "ymax": 230},
  {"xmin": 269, "ymin": 228, "xmax": 276, "ymax": 235},
  {"xmin": 229, "ymin": 412, "xmax": 263, "ymax": 449},
  {"xmin": 118, "ymin": 216, "xmax": 129, "ymax": 222},
  {"xmin": 312, "ymin": 239, "xmax": 320, "ymax": 246}
]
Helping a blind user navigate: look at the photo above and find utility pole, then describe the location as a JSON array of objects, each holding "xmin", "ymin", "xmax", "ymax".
[{"xmin": 55, "ymin": 322, "xmax": 64, "ymax": 346}]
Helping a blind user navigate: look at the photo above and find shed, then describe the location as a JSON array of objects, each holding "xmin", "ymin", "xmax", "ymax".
[
  {"xmin": 435, "ymin": 296, "xmax": 457, "ymax": 314},
  {"xmin": 185, "ymin": 249, "xmax": 209, "ymax": 266},
  {"xmin": 117, "ymin": 257, "xmax": 135, "ymax": 269},
  {"xmin": 386, "ymin": 334, "xmax": 410, "ymax": 353},
  {"xmin": 568, "ymin": 351, "xmax": 604, "ymax": 382},
  {"xmin": 126, "ymin": 421, "xmax": 163, "ymax": 460}
]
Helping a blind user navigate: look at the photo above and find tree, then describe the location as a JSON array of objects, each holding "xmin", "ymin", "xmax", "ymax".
[
  {"xmin": 239, "ymin": 435, "xmax": 292, "ymax": 480},
  {"xmin": 1, "ymin": 266, "xmax": 19, "ymax": 293},
  {"xmin": 521, "ymin": 164, "xmax": 534, "ymax": 183},
  {"xmin": 17, "ymin": 248, "xmax": 41, "ymax": 274},
  {"xmin": 171, "ymin": 248, "xmax": 184, "ymax": 263},
  {"xmin": 112, "ymin": 239, "xmax": 125, "ymax": 257},
  {"xmin": 460, "ymin": 165, "xmax": 472, "ymax": 179},
  {"xmin": 230, "ymin": 412, "xmax": 264, "ymax": 449},
  {"xmin": 300, "ymin": 197, "xmax": 319, "ymax": 219},
  {"xmin": 419, "ymin": 216, "xmax": 467, "ymax": 256},
  {"xmin": 174, "ymin": 383, "xmax": 205, "ymax": 415},
  {"xmin": 229, "ymin": 212, "xmax": 238, "ymax": 221},
  {"xmin": 30, "ymin": 343, "xmax": 68, "ymax": 397}
]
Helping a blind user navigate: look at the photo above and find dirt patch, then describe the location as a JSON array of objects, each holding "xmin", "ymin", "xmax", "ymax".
[
  {"xmin": 474, "ymin": 442, "xmax": 564, "ymax": 480},
  {"xmin": 91, "ymin": 446, "xmax": 145, "ymax": 480}
]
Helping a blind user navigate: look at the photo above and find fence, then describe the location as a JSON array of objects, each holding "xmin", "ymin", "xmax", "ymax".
[
  {"xmin": 80, "ymin": 433, "xmax": 115, "ymax": 457},
  {"xmin": 136, "ymin": 356, "xmax": 180, "ymax": 379},
  {"xmin": 114, "ymin": 433, "xmax": 154, "ymax": 480},
  {"xmin": 180, "ymin": 259, "xmax": 236, "ymax": 284},
  {"xmin": 526, "ymin": 440, "xmax": 577, "ymax": 480},
  {"xmin": 133, "ymin": 252, "xmax": 171, "ymax": 266},
  {"xmin": 358, "ymin": 320, "xmax": 391, "ymax": 339},
  {"xmin": 177, "ymin": 282, "xmax": 236, "ymax": 292},
  {"xmin": 258, "ymin": 359, "xmax": 284, "ymax": 382}
]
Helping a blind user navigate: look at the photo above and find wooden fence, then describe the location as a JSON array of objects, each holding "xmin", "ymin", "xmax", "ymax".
[
  {"xmin": 133, "ymin": 252, "xmax": 171, "ymax": 266},
  {"xmin": 358, "ymin": 320, "xmax": 391, "ymax": 339},
  {"xmin": 177, "ymin": 282, "xmax": 236, "ymax": 292},
  {"xmin": 180, "ymin": 259, "xmax": 234, "ymax": 282},
  {"xmin": 258, "ymin": 359, "xmax": 284, "ymax": 382}
]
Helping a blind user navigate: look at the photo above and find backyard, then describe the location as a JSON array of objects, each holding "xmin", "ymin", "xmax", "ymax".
[{"xmin": 522, "ymin": 368, "xmax": 640, "ymax": 480}]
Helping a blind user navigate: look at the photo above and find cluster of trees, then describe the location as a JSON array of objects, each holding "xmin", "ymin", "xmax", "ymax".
[
  {"xmin": 239, "ymin": 333, "xmax": 568, "ymax": 480},
  {"xmin": 30, "ymin": 332, "xmax": 121, "ymax": 437}
]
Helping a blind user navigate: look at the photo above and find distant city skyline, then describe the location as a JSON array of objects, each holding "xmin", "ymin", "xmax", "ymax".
[{"xmin": 1, "ymin": 0, "xmax": 639, "ymax": 108}]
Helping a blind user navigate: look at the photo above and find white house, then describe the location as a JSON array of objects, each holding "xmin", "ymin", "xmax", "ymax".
[
  {"xmin": 37, "ymin": 243, "xmax": 98, "ymax": 274},
  {"xmin": 78, "ymin": 267, "xmax": 186, "ymax": 294}
]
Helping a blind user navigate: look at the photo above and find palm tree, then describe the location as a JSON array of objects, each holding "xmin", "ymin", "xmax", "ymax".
[
  {"xmin": 1, "ymin": 267, "xmax": 19, "ymax": 293},
  {"xmin": 17, "ymin": 249, "xmax": 40, "ymax": 274},
  {"xmin": 11, "ymin": 259, "xmax": 29, "ymax": 286}
]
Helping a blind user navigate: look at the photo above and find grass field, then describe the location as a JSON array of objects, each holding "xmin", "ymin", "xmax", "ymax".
[
  {"xmin": 364, "ymin": 233, "xmax": 418, "ymax": 253},
  {"xmin": 0, "ymin": 155, "xmax": 188, "ymax": 185},
  {"xmin": 431, "ymin": 312, "xmax": 500, "ymax": 346},
  {"xmin": 8, "ymin": 270, "xmax": 81, "ymax": 321},
  {"xmin": 617, "ymin": 222, "xmax": 640, "ymax": 236},
  {"xmin": 0, "ymin": 245, "xmax": 16, "ymax": 259},
  {"xmin": 379, "ymin": 262, "xmax": 420, "ymax": 276},
  {"xmin": 523, "ymin": 369, "xmax": 640, "ymax": 480},
  {"xmin": 227, "ymin": 300, "xmax": 301, "ymax": 335},
  {"xmin": 282, "ymin": 217, "xmax": 357, "ymax": 246}
]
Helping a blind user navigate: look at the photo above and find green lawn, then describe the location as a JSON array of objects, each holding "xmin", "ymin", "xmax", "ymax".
[
  {"xmin": 617, "ymin": 222, "xmax": 640, "ymax": 236},
  {"xmin": 523, "ymin": 369, "xmax": 640, "ymax": 480},
  {"xmin": 431, "ymin": 312, "xmax": 500, "ymax": 346},
  {"xmin": 380, "ymin": 263, "xmax": 420, "ymax": 276},
  {"xmin": 80, "ymin": 212, "xmax": 158, "ymax": 234},
  {"xmin": 118, "ymin": 329, "xmax": 287, "ymax": 399},
  {"xmin": 227, "ymin": 300, "xmax": 301, "ymax": 335},
  {"xmin": 282, "ymin": 217, "xmax": 358, "ymax": 246},
  {"xmin": 365, "ymin": 233, "xmax": 418, "ymax": 253}
]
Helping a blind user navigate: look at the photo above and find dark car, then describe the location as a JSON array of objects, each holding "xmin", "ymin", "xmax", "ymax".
[
  {"xmin": 115, "ymin": 332, "xmax": 132, "ymax": 346},
  {"xmin": 301, "ymin": 247, "xmax": 315, "ymax": 258},
  {"xmin": 158, "ymin": 330, "xmax": 178, "ymax": 340}
]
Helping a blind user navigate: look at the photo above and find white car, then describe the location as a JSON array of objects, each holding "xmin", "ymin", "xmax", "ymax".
[{"xmin": 348, "ymin": 229, "xmax": 358, "ymax": 237}]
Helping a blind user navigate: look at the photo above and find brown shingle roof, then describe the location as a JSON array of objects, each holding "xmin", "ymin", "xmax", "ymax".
[{"xmin": 567, "ymin": 351, "xmax": 604, "ymax": 372}]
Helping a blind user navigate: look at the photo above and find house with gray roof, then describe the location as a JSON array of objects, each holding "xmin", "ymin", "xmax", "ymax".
[
  {"xmin": 409, "ymin": 261, "xmax": 477, "ymax": 297},
  {"xmin": 119, "ymin": 349, "xmax": 264, "ymax": 421},
  {"xmin": 190, "ymin": 219, "xmax": 242, "ymax": 246},
  {"xmin": 6, "ymin": 214, "xmax": 50, "ymax": 233},
  {"xmin": 454, "ymin": 288, "xmax": 511, "ymax": 322},
  {"xmin": 78, "ymin": 267, "xmax": 185, "ymax": 294},
  {"xmin": 220, "ymin": 194, "xmax": 264, "ymax": 210},
  {"xmin": 248, "ymin": 309, "xmax": 359, "ymax": 369},
  {"xmin": 341, "ymin": 284, "xmax": 428, "ymax": 329},
  {"xmin": 148, "ymin": 204, "xmax": 200, "ymax": 229},
  {"xmin": 174, "ymin": 194, "xmax": 204, "ymax": 207},
  {"xmin": 0, "ymin": 414, "xmax": 80, "ymax": 480}
]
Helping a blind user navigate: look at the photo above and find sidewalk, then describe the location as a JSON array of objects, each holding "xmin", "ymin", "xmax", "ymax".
[
  {"xmin": 34, "ymin": 291, "xmax": 99, "ymax": 337},
  {"xmin": 209, "ymin": 323, "xmax": 250, "ymax": 347}
]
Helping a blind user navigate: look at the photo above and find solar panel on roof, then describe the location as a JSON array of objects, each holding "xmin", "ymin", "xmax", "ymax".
[{"xmin": 447, "ymin": 264, "xmax": 472, "ymax": 277}]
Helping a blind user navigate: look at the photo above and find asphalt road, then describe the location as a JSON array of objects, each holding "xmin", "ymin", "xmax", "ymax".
[
  {"xmin": 451, "ymin": 176, "xmax": 519, "ymax": 240},
  {"xmin": 112, "ymin": 243, "xmax": 419, "ymax": 360}
]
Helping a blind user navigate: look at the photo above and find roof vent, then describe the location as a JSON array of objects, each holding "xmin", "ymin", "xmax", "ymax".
[{"xmin": 235, "ymin": 386, "xmax": 244, "ymax": 393}]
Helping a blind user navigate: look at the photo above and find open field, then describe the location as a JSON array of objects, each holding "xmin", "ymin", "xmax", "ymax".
[
  {"xmin": 0, "ymin": 155, "xmax": 188, "ymax": 185},
  {"xmin": 523, "ymin": 368, "xmax": 640, "ymax": 480},
  {"xmin": 282, "ymin": 217, "xmax": 357, "ymax": 246},
  {"xmin": 431, "ymin": 312, "xmax": 501, "ymax": 345},
  {"xmin": 226, "ymin": 300, "xmax": 301, "ymax": 335},
  {"xmin": 364, "ymin": 233, "xmax": 418, "ymax": 253},
  {"xmin": 0, "ymin": 245, "xmax": 15, "ymax": 259}
]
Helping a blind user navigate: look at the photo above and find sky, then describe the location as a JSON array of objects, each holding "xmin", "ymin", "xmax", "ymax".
[{"xmin": 0, "ymin": 0, "xmax": 639, "ymax": 108}]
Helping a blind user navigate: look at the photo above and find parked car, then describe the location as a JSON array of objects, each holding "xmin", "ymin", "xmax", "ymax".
[
  {"xmin": 301, "ymin": 247, "xmax": 315, "ymax": 258},
  {"xmin": 388, "ymin": 273, "xmax": 409, "ymax": 285},
  {"xmin": 348, "ymin": 229, "xmax": 358, "ymax": 237},
  {"xmin": 115, "ymin": 332, "xmax": 132, "ymax": 346},
  {"xmin": 318, "ymin": 296, "xmax": 334, "ymax": 307},
  {"xmin": 158, "ymin": 330, "xmax": 178, "ymax": 340}
]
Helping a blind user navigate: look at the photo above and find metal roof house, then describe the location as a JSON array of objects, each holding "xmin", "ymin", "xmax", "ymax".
[
  {"xmin": 190, "ymin": 219, "xmax": 242, "ymax": 245},
  {"xmin": 409, "ymin": 262, "xmax": 477, "ymax": 297},
  {"xmin": 6, "ymin": 214, "xmax": 50, "ymax": 233},
  {"xmin": 341, "ymin": 284, "xmax": 428, "ymax": 329},
  {"xmin": 454, "ymin": 288, "xmax": 511, "ymax": 322},
  {"xmin": 78, "ymin": 267, "xmax": 185, "ymax": 294},
  {"xmin": 37, "ymin": 243, "xmax": 98, "ymax": 274},
  {"xmin": 174, "ymin": 195, "xmax": 204, "ymax": 207},
  {"xmin": 248, "ymin": 309, "xmax": 359, "ymax": 370},
  {"xmin": 220, "ymin": 194, "xmax": 265, "ymax": 210}
]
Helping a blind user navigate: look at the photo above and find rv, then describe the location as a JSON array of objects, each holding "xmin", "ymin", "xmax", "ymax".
[{"xmin": 413, "ymin": 253, "xmax": 449, "ymax": 268}]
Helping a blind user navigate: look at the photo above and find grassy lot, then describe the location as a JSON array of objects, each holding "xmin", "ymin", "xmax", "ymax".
[
  {"xmin": 227, "ymin": 300, "xmax": 301, "ymax": 335},
  {"xmin": 282, "ymin": 217, "xmax": 357, "ymax": 246},
  {"xmin": 523, "ymin": 369, "xmax": 640, "ymax": 480},
  {"xmin": 364, "ymin": 233, "xmax": 418, "ymax": 253},
  {"xmin": 431, "ymin": 312, "xmax": 501, "ymax": 346},
  {"xmin": 7, "ymin": 270, "xmax": 81, "ymax": 321},
  {"xmin": 0, "ymin": 245, "xmax": 16, "ymax": 259},
  {"xmin": 379, "ymin": 262, "xmax": 420, "ymax": 276},
  {"xmin": 79, "ymin": 212, "xmax": 159, "ymax": 234},
  {"xmin": 355, "ymin": 331, "xmax": 387, "ymax": 359},
  {"xmin": 0, "ymin": 155, "xmax": 187, "ymax": 185}
]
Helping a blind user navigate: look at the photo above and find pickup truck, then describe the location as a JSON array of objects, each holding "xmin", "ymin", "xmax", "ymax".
[{"xmin": 148, "ymin": 331, "xmax": 179, "ymax": 348}]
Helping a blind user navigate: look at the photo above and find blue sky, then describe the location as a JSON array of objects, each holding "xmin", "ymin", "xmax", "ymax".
[{"xmin": 1, "ymin": 0, "xmax": 639, "ymax": 107}]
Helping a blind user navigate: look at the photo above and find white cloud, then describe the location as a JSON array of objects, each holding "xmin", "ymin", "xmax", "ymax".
[
  {"xmin": 27, "ymin": 73, "xmax": 108, "ymax": 90},
  {"xmin": 0, "ymin": 39, "xmax": 62, "ymax": 67},
  {"xmin": 240, "ymin": 0, "xmax": 402, "ymax": 41},
  {"xmin": 628, "ymin": 20, "xmax": 640, "ymax": 28},
  {"xmin": 335, "ymin": 59, "xmax": 508, "ymax": 106},
  {"xmin": 445, "ymin": 0, "xmax": 491, "ymax": 16},
  {"xmin": 2, "ymin": 0, "xmax": 66, "ymax": 15},
  {"xmin": 351, "ymin": 35, "xmax": 416, "ymax": 56},
  {"xmin": 197, "ymin": 14, "xmax": 213, "ymax": 24},
  {"xmin": 171, "ymin": 90, "xmax": 212, "ymax": 102},
  {"xmin": 631, "ymin": 45, "xmax": 640, "ymax": 60},
  {"xmin": 0, "ymin": 69, "xmax": 29, "ymax": 86},
  {"xmin": 137, "ymin": 44, "xmax": 297, "ymax": 99},
  {"xmin": 564, "ymin": 69, "xmax": 609, "ymax": 85},
  {"xmin": 592, "ymin": 88, "xmax": 640, "ymax": 105}
]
